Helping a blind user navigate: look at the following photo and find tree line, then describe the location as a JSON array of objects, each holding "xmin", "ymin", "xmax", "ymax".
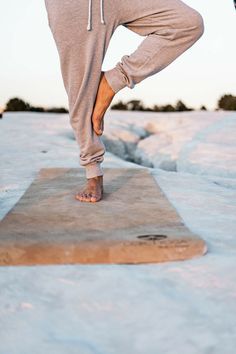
[
  {"xmin": 2, "ymin": 97, "xmax": 68, "ymax": 115},
  {"xmin": 111, "ymin": 99, "xmax": 199, "ymax": 112},
  {"xmin": 110, "ymin": 94, "xmax": 236, "ymax": 111},
  {"xmin": 1, "ymin": 94, "xmax": 236, "ymax": 118}
]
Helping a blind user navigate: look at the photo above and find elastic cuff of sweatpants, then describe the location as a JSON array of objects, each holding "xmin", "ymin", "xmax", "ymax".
[
  {"xmin": 104, "ymin": 67, "xmax": 127, "ymax": 94},
  {"xmin": 85, "ymin": 162, "xmax": 103, "ymax": 179}
]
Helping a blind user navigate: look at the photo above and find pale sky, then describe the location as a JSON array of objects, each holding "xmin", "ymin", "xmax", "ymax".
[{"xmin": 0, "ymin": 0, "xmax": 235, "ymax": 110}]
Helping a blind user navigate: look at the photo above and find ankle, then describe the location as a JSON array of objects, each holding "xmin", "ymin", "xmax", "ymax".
[
  {"xmin": 87, "ymin": 175, "xmax": 103, "ymax": 182},
  {"xmin": 85, "ymin": 162, "xmax": 103, "ymax": 180}
]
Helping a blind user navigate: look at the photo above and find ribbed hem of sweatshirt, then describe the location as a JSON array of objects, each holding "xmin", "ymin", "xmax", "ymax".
[
  {"xmin": 85, "ymin": 162, "xmax": 103, "ymax": 179},
  {"xmin": 104, "ymin": 67, "xmax": 127, "ymax": 94}
]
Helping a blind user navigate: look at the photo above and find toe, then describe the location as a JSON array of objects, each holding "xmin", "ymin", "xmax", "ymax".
[
  {"xmin": 75, "ymin": 191, "xmax": 86, "ymax": 201},
  {"xmin": 90, "ymin": 193, "xmax": 101, "ymax": 202},
  {"xmin": 87, "ymin": 193, "xmax": 95, "ymax": 202},
  {"xmin": 75, "ymin": 193, "xmax": 82, "ymax": 201},
  {"xmin": 84, "ymin": 193, "xmax": 92, "ymax": 202},
  {"xmin": 82, "ymin": 194, "xmax": 88, "ymax": 201}
]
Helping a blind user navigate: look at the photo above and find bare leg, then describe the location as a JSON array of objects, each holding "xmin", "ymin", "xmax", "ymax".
[
  {"xmin": 76, "ymin": 70, "xmax": 115, "ymax": 201},
  {"xmin": 92, "ymin": 71, "xmax": 116, "ymax": 136}
]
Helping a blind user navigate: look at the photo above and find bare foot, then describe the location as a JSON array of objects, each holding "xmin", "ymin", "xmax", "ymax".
[
  {"xmin": 92, "ymin": 71, "xmax": 116, "ymax": 136},
  {"xmin": 75, "ymin": 175, "xmax": 103, "ymax": 203}
]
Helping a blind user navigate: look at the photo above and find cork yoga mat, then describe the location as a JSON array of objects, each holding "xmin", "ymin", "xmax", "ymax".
[{"xmin": 0, "ymin": 168, "xmax": 207, "ymax": 266}]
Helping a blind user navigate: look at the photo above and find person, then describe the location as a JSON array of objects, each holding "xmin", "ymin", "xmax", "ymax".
[{"xmin": 44, "ymin": 0, "xmax": 204, "ymax": 203}]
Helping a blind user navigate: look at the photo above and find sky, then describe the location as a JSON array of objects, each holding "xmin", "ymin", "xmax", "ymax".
[{"xmin": 0, "ymin": 0, "xmax": 235, "ymax": 111}]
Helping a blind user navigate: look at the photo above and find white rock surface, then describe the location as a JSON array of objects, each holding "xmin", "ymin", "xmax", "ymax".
[
  {"xmin": 0, "ymin": 111, "xmax": 236, "ymax": 354},
  {"xmin": 177, "ymin": 114, "xmax": 236, "ymax": 177},
  {"xmin": 101, "ymin": 110, "xmax": 236, "ymax": 177}
]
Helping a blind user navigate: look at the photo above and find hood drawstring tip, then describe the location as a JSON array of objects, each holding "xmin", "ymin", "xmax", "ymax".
[
  {"xmin": 87, "ymin": 0, "xmax": 92, "ymax": 31},
  {"xmin": 100, "ymin": 0, "xmax": 105, "ymax": 25}
]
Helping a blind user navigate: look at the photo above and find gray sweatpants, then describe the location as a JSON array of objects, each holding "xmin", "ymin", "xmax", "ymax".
[{"xmin": 44, "ymin": 0, "xmax": 204, "ymax": 178}]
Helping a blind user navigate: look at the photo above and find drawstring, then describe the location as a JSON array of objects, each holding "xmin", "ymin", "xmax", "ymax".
[
  {"xmin": 87, "ymin": 0, "xmax": 92, "ymax": 31},
  {"xmin": 87, "ymin": 0, "xmax": 105, "ymax": 31},
  {"xmin": 100, "ymin": 0, "xmax": 105, "ymax": 25}
]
